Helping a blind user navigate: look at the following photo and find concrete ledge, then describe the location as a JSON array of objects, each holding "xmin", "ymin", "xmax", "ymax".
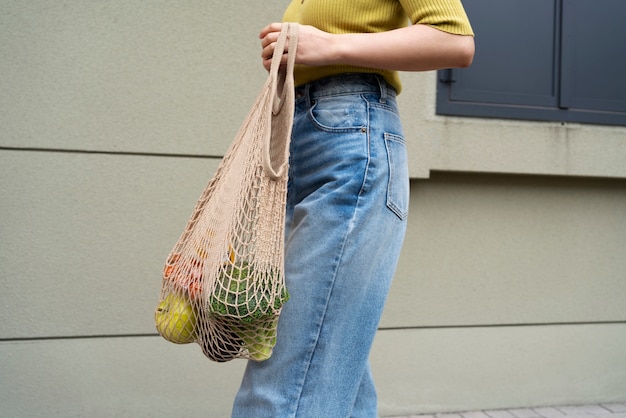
[
  {"xmin": 387, "ymin": 403, "xmax": 626, "ymax": 418},
  {"xmin": 398, "ymin": 72, "xmax": 626, "ymax": 180}
]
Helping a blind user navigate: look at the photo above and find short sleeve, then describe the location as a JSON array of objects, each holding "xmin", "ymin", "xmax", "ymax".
[{"xmin": 399, "ymin": 0, "xmax": 474, "ymax": 35}]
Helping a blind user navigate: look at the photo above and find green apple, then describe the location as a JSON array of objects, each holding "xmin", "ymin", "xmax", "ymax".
[{"xmin": 155, "ymin": 293, "xmax": 198, "ymax": 344}]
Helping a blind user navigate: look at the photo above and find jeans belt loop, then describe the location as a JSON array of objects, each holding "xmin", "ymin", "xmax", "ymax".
[
  {"xmin": 304, "ymin": 81, "xmax": 313, "ymax": 107},
  {"xmin": 376, "ymin": 75, "xmax": 388, "ymax": 104}
]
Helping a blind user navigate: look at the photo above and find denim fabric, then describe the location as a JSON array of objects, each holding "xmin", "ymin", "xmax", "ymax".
[{"xmin": 231, "ymin": 73, "xmax": 409, "ymax": 418}]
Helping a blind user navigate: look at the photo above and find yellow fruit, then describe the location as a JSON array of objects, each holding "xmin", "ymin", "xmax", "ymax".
[
  {"xmin": 195, "ymin": 246, "xmax": 209, "ymax": 259},
  {"xmin": 155, "ymin": 293, "xmax": 197, "ymax": 344}
]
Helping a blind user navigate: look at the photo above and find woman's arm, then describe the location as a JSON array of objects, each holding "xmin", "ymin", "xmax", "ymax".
[{"xmin": 260, "ymin": 22, "xmax": 474, "ymax": 72}]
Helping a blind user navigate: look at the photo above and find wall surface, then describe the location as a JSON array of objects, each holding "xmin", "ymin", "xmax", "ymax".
[{"xmin": 1, "ymin": 1, "xmax": 625, "ymax": 417}]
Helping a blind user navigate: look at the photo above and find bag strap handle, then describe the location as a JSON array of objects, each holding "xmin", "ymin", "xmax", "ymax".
[
  {"xmin": 270, "ymin": 23, "xmax": 298, "ymax": 115},
  {"xmin": 263, "ymin": 23, "xmax": 298, "ymax": 180}
]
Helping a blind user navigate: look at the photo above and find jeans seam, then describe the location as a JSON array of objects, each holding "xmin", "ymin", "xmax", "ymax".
[{"xmin": 358, "ymin": 100, "xmax": 372, "ymax": 198}]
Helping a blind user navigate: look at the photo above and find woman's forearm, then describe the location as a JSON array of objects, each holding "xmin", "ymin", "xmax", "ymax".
[
  {"xmin": 331, "ymin": 24, "xmax": 474, "ymax": 71},
  {"xmin": 260, "ymin": 22, "xmax": 474, "ymax": 72}
]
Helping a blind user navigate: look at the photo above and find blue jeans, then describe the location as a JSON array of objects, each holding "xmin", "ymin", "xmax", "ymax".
[{"xmin": 231, "ymin": 73, "xmax": 409, "ymax": 418}]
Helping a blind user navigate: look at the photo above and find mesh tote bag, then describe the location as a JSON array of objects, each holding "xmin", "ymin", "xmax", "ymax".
[{"xmin": 155, "ymin": 23, "xmax": 298, "ymax": 362}]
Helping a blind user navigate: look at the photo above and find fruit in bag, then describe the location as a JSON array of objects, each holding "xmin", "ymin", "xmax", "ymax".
[
  {"xmin": 208, "ymin": 262, "xmax": 289, "ymax": 360},
  {"xmin": 155, "ymin": 293, "xmax": 197, "ymax": 344}
]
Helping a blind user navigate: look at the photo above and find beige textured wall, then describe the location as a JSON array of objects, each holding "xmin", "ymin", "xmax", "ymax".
[{"xmin": 1, "ymin": 2, "xmax": 625, "ymax": 417}]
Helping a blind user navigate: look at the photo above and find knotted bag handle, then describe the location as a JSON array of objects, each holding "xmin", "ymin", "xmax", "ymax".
[{"xmin": 263, "ymin": 23, "xmax": 299, "ymax": 180}]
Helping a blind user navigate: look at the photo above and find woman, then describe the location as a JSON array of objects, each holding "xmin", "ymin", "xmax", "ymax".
[{"xmin": 232, "ymin": 1, "xmax": 474, "ymax": 417}]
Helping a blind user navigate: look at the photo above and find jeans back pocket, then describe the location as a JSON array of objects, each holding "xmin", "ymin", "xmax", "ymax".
[{"xmin": 384, "ymin": 133, "xmax": 409, "ymax": 220}]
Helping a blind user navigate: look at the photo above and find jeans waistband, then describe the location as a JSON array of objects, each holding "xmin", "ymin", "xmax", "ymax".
[{"xmin": 295, "ymin": 73, "xmax": 396, "ymax": 102}]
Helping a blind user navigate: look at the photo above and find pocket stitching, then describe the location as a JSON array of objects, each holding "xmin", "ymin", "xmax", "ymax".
[
  {"xmin": 306, "ymin": 95, "xmax": 368, "ymax": 133},
  {"xmin": 384, "ymin": 132, "xmax": 409, "ymax": 220}
]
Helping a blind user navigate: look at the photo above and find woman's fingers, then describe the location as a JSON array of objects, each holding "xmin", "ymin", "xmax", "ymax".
[
  {"xmin": 262, "ymin": 46, "xmax": 290, "ymax": 71},
  {"xmin": 260, "ymin": 23, "xmax": 289, "ymax": 71},
  {"xmin": 259, "ymin": 22, "xmax": 283, "ymax": 41},
  {"xmin": 262, "ymin": 37, "xmax": 287, "ymax": 60}
]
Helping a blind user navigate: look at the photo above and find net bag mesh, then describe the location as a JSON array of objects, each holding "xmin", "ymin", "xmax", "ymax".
[{"xmin": 155, "ymin": 24, "xmax": 298, "ymax": 362}]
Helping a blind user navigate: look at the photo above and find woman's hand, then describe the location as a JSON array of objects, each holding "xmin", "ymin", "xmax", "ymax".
[
  {"xmin": 259, "ymin": 22, "xmax": 475, "ymax": 72},
  {"xmin": 259, "ymin": 23, "xmax": 336, "ymax": 71}
]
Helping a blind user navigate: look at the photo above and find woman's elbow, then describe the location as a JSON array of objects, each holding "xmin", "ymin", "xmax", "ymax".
[{"xmin": 455, "ymin": 36, "xmax": 475, "ymax": 68}]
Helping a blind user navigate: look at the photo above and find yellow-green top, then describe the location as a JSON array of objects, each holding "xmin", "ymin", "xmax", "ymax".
[{"xmin": 283, "ymin": 0, "xmax": 474, "ymax": 93}]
